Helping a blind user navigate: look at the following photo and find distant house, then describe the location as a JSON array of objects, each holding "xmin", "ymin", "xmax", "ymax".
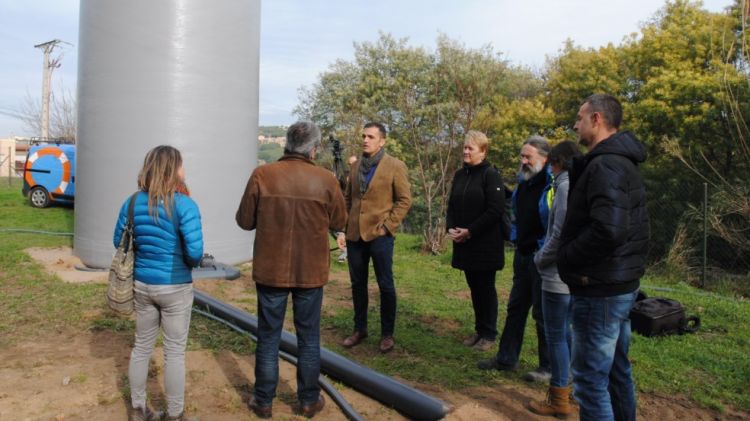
[
  {"xmin": 0, "ymin": 137, "xmax": 27, "ymax": 177},
  {"xmin": 258, "ymin": 135, "xmax": 285, "ymax": 146}
]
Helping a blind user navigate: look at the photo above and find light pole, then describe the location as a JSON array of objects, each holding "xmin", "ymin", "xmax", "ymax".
[{"xmin": 34, "ymin": 39, "xmax": 63, "ymax": 139}]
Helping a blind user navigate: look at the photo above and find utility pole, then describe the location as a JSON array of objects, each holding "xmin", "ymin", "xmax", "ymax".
[{"xmin": 34, "ymin": 39, "xmax": 63, "ymax": 140}]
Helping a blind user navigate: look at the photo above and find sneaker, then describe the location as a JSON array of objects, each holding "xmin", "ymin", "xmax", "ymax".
[
  {"xmin": 522, "ymin": 367, "xmax": 552, "ymax": 383},
  {"xmin": 477, "ymin": 357, "xmax": 517, "ymax": 371},
  {"xmin": 247, "ymin": 396, "xmax": 272, "ymax": 419},
  {"xmin": 337, "ymin": 252, "xmax": 347, "ymax": 263},
  {"xmin": 296, "ymin": 395, "xmax": 325, "ymax": 418},
  {"xmin": 462, "ymin": 333, "xmax": 480, "ymax": 347},
  {"xmin": 473, "ymin": 338, "xmax": 495, "ymax": 352}
]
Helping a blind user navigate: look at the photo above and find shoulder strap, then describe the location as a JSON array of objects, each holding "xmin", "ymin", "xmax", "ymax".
[
  {"xmin": 171, "ymin": 202, "xmax": 181, "ymax": 237},
  {"xmin": 170, "ymin": 197, "xmax": 184, "ymax": 251},
  {"xmin": 170, "ymin": 197, "xmax": 190, "ymax": 266},
  {"xmin": 127, "ymin": 192, "xmax": 139, "ymax": 227},
  {"xmin": 122, "ymin": 192, "xmax": 139, "ymax": 254},
  {"xmin": 481, "ymin": 164, "xmax": 500, "ymax": 187}
]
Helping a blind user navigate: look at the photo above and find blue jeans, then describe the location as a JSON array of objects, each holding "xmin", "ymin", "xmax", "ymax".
[
  {"xmin": 571, "ymin": 291, "xmax": 638, "ymax": 421},
  {"xmin": 542, "ymin": 290, "xmax": 572, "ymax": 387},
  {"xmin": 254, "ymin": 284, "xmax": 323, "ymax": 407},
  {"xmin": 347, "ymin": 236, "xmax": 396, "ymax": 336},
  {"xmin": 495, "ymin": 252, "xmax": 549, "ymax": 370}
]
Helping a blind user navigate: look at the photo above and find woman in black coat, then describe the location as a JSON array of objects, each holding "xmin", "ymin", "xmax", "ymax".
[{"xmin": 446, "ymin": 130, "xmax": 506, "ymax": 351}]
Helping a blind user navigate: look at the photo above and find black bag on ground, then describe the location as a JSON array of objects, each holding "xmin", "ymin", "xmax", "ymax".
[{"xmin": 629, "ymin": 296, "xmax": 700, "ymax": 337}]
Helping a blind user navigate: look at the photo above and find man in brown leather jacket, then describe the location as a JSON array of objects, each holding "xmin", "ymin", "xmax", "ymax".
[
  {"xmin": 236, "ymin": 121, "xmax": 346, "ymax": 419},
  {"xmin": 337, "ymin": 122, "xmax": 412, "ymax": 353}
]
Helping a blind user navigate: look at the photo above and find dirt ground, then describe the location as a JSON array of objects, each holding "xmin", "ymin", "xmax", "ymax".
[{"xmin": 1, "ymin": 247, "xmax": 748, "ymax": 420}]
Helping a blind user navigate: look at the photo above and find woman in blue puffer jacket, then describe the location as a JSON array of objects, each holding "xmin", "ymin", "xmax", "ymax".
[{"xmin": 113, "ymin": 145, "xmax": 203, "ymax": 421}]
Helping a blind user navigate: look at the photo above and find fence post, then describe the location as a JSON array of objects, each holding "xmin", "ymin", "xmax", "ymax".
[
  {"xmin": 7, "ymin": 146, "xmax": 11, "ymax": 187},
  {"xmin": 701, "ymin": 182, "xmax": 708, "ymax": 288}
]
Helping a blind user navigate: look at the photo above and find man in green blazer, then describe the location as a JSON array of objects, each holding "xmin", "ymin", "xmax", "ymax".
[{"xmin": 337, "ymin": 122, "xmax": 412, "ymax": 353}]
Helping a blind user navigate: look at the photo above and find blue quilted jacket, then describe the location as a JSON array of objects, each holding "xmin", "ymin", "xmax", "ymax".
[{"xmin": 113, "ymin": 191, "xmax": 203, "ymax": 285}]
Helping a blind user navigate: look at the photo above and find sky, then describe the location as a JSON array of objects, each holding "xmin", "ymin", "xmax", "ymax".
[{"xmin": 0, "ymin": 0, "xmax": 735, "ymax": 138}]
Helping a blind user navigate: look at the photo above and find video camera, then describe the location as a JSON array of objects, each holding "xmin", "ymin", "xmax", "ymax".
[{"xmin": 329, "ymin": 135, "xmax": 345, "ymax": 189}]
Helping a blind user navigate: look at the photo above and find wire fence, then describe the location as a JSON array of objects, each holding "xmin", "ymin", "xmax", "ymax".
[{"xmin": 646, "ymin": 178, "xmax": 750, "ymax": 290}]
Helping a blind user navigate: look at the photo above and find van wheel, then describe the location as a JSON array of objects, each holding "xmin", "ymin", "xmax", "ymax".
[{"xmin": 29, "ymin": 186, "xmax": 50, "ymax": 208}]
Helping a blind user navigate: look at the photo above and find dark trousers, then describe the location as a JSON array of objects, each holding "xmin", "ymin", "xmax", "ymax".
[
  {"xmin": 346, "ymin": 236, "xmax": 396, "ymax": 336},
  {"xmin": 495, "ymin": 251, "xmax": 550, "ymax": 370},
  {"xmin": 465, "ymin": 270, "xmax": 499, "ymax": 340},
  {"xmin": 254, "ymin": 284, "xmax": 323, "ymax": 407}
]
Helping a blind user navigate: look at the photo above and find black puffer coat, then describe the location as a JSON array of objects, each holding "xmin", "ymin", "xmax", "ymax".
[
  {"xmin": 446, "ymin": 160, "xmax": 505, "ymax": 271},
  {"xmin": 557, "ymin": 131, "xmax": 650, "ymax": 297}
]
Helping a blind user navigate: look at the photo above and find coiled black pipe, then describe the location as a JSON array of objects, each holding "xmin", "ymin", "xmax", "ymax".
[
  {"xmin": 192, "ymin": 307, "xmax": 364, "ymax": 421},
  {"xmin": 193, "ymin": 290, "xmax": 450, "ymax": 421}
]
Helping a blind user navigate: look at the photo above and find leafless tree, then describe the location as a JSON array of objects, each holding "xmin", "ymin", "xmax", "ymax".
[{"xmin": 17, "ymin": 85, "xmax": 76, "ymax": 141}]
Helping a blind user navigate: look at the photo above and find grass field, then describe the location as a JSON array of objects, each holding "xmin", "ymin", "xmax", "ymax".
[
  {"xmin": 1, "ymin": 177, "xmax": 748, "ymax": 413},
  {"xmin": 325, "ymin": 235, "xmax": 750, "ymax": 412}
]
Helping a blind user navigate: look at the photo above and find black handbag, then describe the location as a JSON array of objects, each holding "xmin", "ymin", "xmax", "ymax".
[{"xmin": 629, "ymin": 296, "xmax": 700, "ymax": 337}]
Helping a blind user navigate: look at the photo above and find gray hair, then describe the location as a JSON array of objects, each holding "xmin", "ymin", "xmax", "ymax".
[
  {"xmin": 522, "ymin": 135, "xmax": 551, "ymax": 157},
  {"xmin": 584, "ymin": 94, "xmax": 622, "ymax": 129},
  {"xmin": 285, "ymin": 121, "xmax": 321, "ymax": 157}
]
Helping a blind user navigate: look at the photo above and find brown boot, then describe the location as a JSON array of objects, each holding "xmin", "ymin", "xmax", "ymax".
[{"xmin": 527, "ymin": 385, "xmax": 573, "ymax": 419}]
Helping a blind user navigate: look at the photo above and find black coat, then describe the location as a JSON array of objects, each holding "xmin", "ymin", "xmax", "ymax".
[
  {"xmin": 447, "ymin": 160, "xmax": 505, "ymax": 271},
  {"xmin": 557, "ymin": 131, "xmax": 650, "ymax": 297}
]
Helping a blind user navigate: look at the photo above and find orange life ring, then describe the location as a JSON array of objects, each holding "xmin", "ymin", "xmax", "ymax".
[{"xmin": 24, "ymin": 147, "xmax": 72, "ymax": 194}]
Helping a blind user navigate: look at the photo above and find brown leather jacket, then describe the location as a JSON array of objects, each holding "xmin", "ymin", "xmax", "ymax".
[
  {"xmin": 344, "ymin": 153, "xmax": 412, "ymax": 242},
  {"xmin": 236, "ymin": 154, "xmax": 347, "ymax": 288}
]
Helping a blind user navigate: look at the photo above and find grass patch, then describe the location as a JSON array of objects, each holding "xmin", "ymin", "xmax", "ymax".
[
  {"xmin": 189, "ymin": 313, "xmax": 256, "ymax": 355},
  {"xmin": 0, "ymin": 178, "xmax": 253, "ymax": 357},
  {"xmin": 1, "ymin": 178, "xmax": 748, "ymax": 412},
  {"xmin": 323, "ymin": 234, "xmax": 750, "ymax": 412}
]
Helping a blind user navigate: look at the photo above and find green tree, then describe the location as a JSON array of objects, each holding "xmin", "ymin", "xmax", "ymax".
[
  {"xmin": 544, "ymin": 40, "xmax": 627, "ymax": 128},
  {"xmin": 258, "ymin": 143, "xmax": 282, "ymax": 163},
  {"xmin": 258, "ymin": 126, "xmax": 287, "ymax": 137},
  {"xmin": 476, "ymin": 95, "xmax": 560, "ymax": 182},
  {"xmin": 542, "ymin": 0, "xmax": 750, "ymax": 274},
  {"xmin": 296, "ymin": 34, "xmax": 543, "ymax": 252},
  {"xmin": 626, "ymin": 0, "xmax": 748, "ymax": 177}
]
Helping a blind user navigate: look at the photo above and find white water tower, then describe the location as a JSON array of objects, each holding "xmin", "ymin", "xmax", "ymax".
[{"xmin": 75, "ymin": 0, "xmax": 260, "ymax": 268}]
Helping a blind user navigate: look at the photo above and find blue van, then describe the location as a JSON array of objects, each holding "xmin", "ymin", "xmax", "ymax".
[{"xmin": 22, "ymin": 142, "xmax": 76, "ymax": 208}]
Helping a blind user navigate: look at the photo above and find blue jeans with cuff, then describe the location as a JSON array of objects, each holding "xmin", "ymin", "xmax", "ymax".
[
  {"xmin": 541, "ymin": 290, "xmax": 572, "ymax": 387},
  {"xmin": 571, "ymin": 290, "xmax": 638, "ymax": 421},
  {"xmin": 253, "ymin": 284, "xmax": 323, "ymax": 407}
]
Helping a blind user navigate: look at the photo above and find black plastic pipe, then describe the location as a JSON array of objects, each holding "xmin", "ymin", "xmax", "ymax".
[
  {"xmin": 193, "ymin": 290, "xmax": 450, "ymax": 421},
  {"xmin": 192, "ymin": 307, "xmax": 364, "ymax": 421}
]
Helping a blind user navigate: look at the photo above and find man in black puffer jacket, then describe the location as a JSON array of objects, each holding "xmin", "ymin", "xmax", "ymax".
[{"xmin": 557, "ymin": 94, "xmax": 649, "ymax": 421}]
